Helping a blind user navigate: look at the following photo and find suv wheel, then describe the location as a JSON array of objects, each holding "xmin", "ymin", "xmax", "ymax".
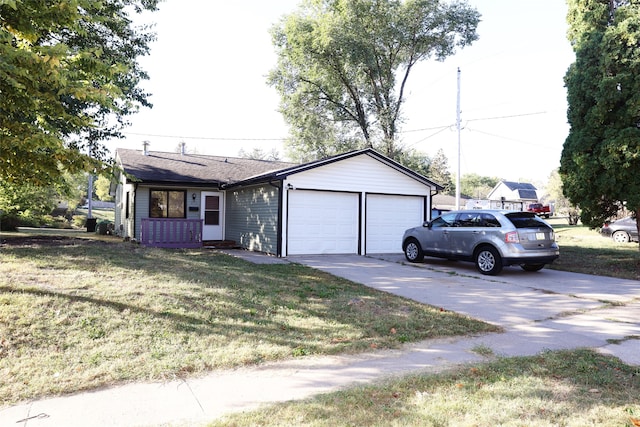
[
  {"xmin": 404, "ymin": 238, "xmax": 424, "ymax": 263},
  {"xmin": 475, "ymin": 246, "xmax": 502, "ymax": 275}
]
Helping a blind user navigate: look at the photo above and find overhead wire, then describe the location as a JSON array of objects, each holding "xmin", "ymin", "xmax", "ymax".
[
  {"xmin": 122, "ymin": 131, "xmax": 287, "ymax": 141},
  {"xmin": 465, "ymin": 127, "xmax": 561, "ymax": 151},
  {"xmin": 121, "ymin": 111, "xmax": 550, "ymax": 146}
]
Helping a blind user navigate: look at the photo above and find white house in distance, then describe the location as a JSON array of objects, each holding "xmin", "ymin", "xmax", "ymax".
[
  {"xmin": 465, "ymin": 181, "xmax": 539, "ymax": 211},
  {"xmin": 112, "ymin": 146, "xmax": 443, "ymax": 256}
]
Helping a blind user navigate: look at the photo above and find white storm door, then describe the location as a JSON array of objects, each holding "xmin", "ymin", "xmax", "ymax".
[{"xmin": 201, "ymin": 192, "xmax": 223, "ymax": 240}]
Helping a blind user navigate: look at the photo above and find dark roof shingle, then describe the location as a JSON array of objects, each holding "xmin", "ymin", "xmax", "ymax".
[{"xmin": 116, "ymin": 148, "xmax": 296, "ymax": 185}]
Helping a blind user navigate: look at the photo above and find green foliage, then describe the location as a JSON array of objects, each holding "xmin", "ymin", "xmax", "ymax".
[
  {"xmin": 72, "ymin": 215, "xmax": 86, "ymax": 228},
  {"xmin": 428, "ymin": 148, "xmax": 454, "ymax": 194},
  {"xmin": 459, "ymin": 173, "xmax": 501, "ymax": 199},
  {"xmin": 0, "ymin": 170, "xmax": 95, "ymax": 229},
  {"xmin": 238, "ymin": 147, "xmax": 282, "ymax": 161},
  {"xmin": 0, "ymin": 0, "xmax": 158, "ymax": 187},
  {"xmin": 393, "ymin": 147, "xmax": 452, "ymax": 193},
  {"xmin": 545, "ymin": 168, "xmax": 577, "ymax": 217},
  {"xmin": 561, "ymin": 0, "xmax": 640, "ymax": 230},
  {"xmin": 94, "ymin": 175, "xmax": 114, "ymax": 202},
  {"xmin": 0, "ymin": 181, "xmax": 58, "ymax": 230},
  {"xmin": 394, "ymin": 148, "xmax": 432, "ymax": 178},
  {"xmin": 95, "ymin": 219, "xmax": 114, "ymax": 235},
  {"xmin": 269, "ymin": 0, "xmax": 480, "ymax": 162}
]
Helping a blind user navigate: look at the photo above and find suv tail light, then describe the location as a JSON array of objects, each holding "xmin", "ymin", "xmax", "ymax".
[{"xmin": 505, "ymin": 231, "xmax": 519, "ymax": 243}]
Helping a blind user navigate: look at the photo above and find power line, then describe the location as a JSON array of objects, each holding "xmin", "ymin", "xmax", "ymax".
[
  {"xmin": 405, "ymin": 125, "xmax": 452, "ymax": 148},
  {"xmin": 466, "ymin": 127, "xmax": 560, "ymax": 150},
  {"xmin": 465, "ymin": 111, "xmax": 547, "ymax": 122},
  {"xmin": 400, "ymin": 124, "xmax": 454, "ymax": 134},
  {"xmin": 122, "ymin": 131, "xmax": 287, "ymax": 141},
  {"xmin": 122, "ymin": 111, "xmax": 548, "ymax": 142},
  {"xmin": 401, "ymin": 111, "xmax": 547, "ymax": 134}
]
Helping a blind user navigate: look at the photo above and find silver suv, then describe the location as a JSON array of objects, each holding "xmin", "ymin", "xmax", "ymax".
[{"xmin": 402, "ymin": 210, "xmax": 559, "ymax": 275}]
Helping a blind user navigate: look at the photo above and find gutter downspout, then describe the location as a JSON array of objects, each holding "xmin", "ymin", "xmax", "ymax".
[
  {"xmin": 429, "ymin": 188, "xmax": 440, "ymax": 221},
  {"xmin": 133, "ymin": 182, "xmax": 138, "ymax": 241},
  {"xmin": 268, "ymin": 179, "xmax": 284, "ymax": 257}
]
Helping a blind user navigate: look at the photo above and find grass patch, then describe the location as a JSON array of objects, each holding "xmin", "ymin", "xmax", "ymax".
[
  {"xmin": 0, "ymin": 233, "xmax": 498, "ymax": 406},
  {"xmin": 548, "ymin": 219, "xmax": 640, "ymax": 280},
  {"xmin": 74, "ymin": 207, "xmax": 115, "ymax": 222},
  {"xmin": 210, "ymin": 349, "xmax": 640, "ymax": 427},
  {"xmin": 470, "ymin": 344, "xmax": 494, "ymax": 357}
]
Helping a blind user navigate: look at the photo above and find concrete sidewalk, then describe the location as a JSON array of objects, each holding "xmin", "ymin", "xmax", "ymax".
[{"xmin": 2, "ymin": 253, "xmax": 639, "ymax": 427}]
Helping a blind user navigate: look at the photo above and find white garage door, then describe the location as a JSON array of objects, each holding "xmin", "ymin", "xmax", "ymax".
[
  {"xmin": 366, "ymin": 195, "xmax": 424, "ymax": 253},
  {"xmin": 288, "ymin": 191, "xmax": 359, "ymax": 255}
]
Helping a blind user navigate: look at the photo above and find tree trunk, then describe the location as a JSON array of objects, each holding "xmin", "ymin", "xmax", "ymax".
[{"xmin": 636, "ymin": 208, "xmax": 640, "ymax": 250}]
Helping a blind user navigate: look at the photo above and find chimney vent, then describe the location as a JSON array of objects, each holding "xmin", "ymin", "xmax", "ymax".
[
  {"xmin": 142, "ymin": 140, "xmax": 150, "ymax": 156},
  {"xmin": 180, "ymin": 141, "xmax": 186, "ymax": 155}
]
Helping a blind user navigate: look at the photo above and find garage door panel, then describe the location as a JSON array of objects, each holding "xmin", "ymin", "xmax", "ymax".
[
  {"xmin": 288, "ymin": 191, "xmax": 359, "ymax": 255},
  {"xmin": 366, "ymin": 195, "xmax": 423, "ymax": 253}
]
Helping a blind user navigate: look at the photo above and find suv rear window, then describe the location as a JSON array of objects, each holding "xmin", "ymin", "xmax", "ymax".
[{"xmin": 505, "ymin": 212, "xmax": 551, "ymax": 229}]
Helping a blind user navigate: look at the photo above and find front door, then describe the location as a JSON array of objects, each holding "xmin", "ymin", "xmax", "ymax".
[{"xmin": 201, "ymin": 192, "xmax": 223, "ymax": 240}]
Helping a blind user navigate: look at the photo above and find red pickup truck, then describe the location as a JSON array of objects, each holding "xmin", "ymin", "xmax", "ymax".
[{"xmin": 527, "ymin": 203, "xmax": 551, "ymax": 218}]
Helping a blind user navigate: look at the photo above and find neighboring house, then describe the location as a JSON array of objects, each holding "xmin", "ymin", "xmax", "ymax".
[
  {"xmin": 485, "ymin": 180, "xmax": 539, "ymax": 211},
  {"xmin": 113, "ymin": 147, "xmax": 442, "ymax": 256},
  {"xmin": 431, "ymin": 194, "xmax": 471, "ymax": 216}
]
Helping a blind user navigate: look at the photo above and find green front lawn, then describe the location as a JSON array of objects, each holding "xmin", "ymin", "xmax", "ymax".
[
  {"xmin": 548, "ymin": 218, "xmax": 640, "ymax": 280},
  {"xmin": 210, "ymin": 349, "xmax": 640, "ymax": 427},
  {"xmin": 0, "ymin": 233, "xmax": 498, "ymax": 406}
]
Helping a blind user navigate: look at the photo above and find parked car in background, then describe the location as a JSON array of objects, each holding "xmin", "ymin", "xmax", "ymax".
[
  {"xmin": 526, "ymin": 203, "xmax": 551, "ymax": 218},
  {"xmin": 600, "ymin": 217, "xmax": 638, "ymax": 243},
  {"xmin": 402, "ymin": 210, "xmax": 559, "ymax": 275}
]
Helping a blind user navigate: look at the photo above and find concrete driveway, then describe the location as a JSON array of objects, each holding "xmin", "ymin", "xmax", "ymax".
[{"xmin": 289, "ymin": 254, "xmax": 640, "ymax": 365}]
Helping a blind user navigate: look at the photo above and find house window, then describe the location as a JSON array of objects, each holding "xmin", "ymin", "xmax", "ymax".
[
  {"xmin": 150, "ymin": 190, "xmax": 185, "ymax": 218},
  {"xmin": 125, "ymin": 192, "xmax": 130, "ymax": 219}
]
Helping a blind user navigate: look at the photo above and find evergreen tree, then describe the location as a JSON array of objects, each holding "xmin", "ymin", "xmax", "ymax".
[
  {"xmin": 429, "ymin": 149, "xmax": 453, "ymax": 194},
  {"xmin": 560, "ymin": 0, "xmax": 640, "ymax": 236}
]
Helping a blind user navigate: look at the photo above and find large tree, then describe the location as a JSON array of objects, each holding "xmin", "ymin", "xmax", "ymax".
[
  {"xmin": 269, "ymin": 0, "xmax": 480, "ymax": 162},
  {"xmin": 428, "ymin": 148, "xmax": 454, "ymax": 194},
  {"xmin": 560, "ymin": 0, "xmax": 640, "ymax": 236},
  {"xmin": 459, "ymin": 173, "xmax": 500, "ymax": 199},
  {"xmin": 0, "ymin": 0, "xmax": 157, "ymax": 187}
]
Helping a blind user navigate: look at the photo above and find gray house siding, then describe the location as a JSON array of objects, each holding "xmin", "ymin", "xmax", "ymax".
[
  {"xmin": 225, "ymin": 183, "xmax": 280, "ymax": 254},
  {"xmin": 134, "ymin": 187, "xmax": 150, "ymax": 241}
]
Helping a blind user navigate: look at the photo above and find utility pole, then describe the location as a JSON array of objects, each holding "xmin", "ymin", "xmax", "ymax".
[
  {"xmin": 455, "ymin": 67, "xmax": 461, "ymax": 210},
  {"xmin": 88, "ymin": 173, "xmax": 93, "ymax": 219}
]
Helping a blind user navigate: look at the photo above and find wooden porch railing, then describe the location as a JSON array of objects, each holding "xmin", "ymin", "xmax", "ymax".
[{"xmin": 140, "ymin": 218, "xmax": 203, "ymax": 248}]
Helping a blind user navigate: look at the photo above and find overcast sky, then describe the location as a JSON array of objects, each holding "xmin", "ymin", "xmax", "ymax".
[{"xmin": 111, "ymin": 0, "xmax": 575, "ymax": 184}]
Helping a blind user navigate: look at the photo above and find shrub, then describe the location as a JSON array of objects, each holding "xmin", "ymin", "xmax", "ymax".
[
  {"xmin": 95, "ymin": 220, "xmax": 114, "ymax": 235},
  {"xmin": 72, "ymin": 215, "xmax": 86, "ymax": 228}
]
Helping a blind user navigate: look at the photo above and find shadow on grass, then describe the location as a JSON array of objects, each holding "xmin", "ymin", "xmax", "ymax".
[{"xmin": 0, "ymin": 234, "xmax": 497, "ymax": 344}]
